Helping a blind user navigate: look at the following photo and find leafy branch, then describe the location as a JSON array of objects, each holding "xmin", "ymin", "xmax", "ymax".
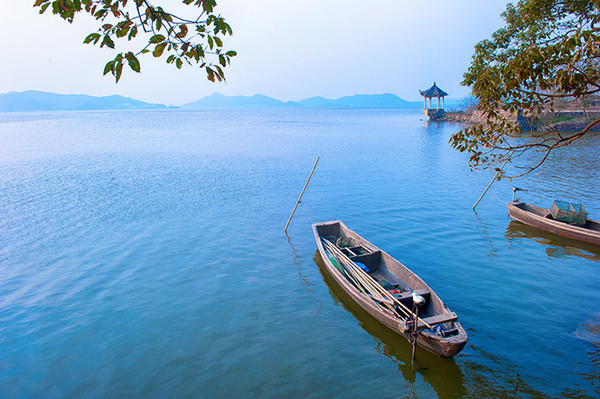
[
  {"xmin": 451, "ymin": 0, "xmax": 600, "ymax": 178},
  {"xmin": 33, "ymin": 0, "xmax": 236, "ymax": 82}
]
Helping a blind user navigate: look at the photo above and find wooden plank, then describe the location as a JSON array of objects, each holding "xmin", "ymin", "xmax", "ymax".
[
  {"xmin": 394, "ymin": 288, "xmax": 430, "ymax": 300},
  {"xmin": 419, "ymin": 312, "xmax": 457, "ymax": 327}
]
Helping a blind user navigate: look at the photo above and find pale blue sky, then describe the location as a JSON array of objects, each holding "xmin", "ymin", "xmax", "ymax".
[{"xmin": 0, "ymin": 0, "xmax": 511, "ymax": 105}]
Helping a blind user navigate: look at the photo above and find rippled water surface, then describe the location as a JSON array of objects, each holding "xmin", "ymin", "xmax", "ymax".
[{"xmin": 1, "ymin": 109, "xmax": 599, "ymax": 398}]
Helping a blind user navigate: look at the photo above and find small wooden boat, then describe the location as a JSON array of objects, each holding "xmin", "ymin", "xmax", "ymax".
[
  {"xmin": 507, "ymin": 202, "xmax": 600, "ymax": 246},
  {"xmin": 313, "ymin": 220, "xmax": 468, "ymax": 358}
]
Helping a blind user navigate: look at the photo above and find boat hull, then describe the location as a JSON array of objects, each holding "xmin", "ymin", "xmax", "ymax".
[
  {"xmin": 507, "ymin": 202, "xmax": 600, "ymax": 246},
  {"xmin": 313, "ymin": 220, "xmax": 467, "ymax": 358}
]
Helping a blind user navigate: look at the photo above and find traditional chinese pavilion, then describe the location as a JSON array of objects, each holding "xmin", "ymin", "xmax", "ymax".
[{"xmin": 419, "ymin": 82, "xmax": 448, "ymax": 119}]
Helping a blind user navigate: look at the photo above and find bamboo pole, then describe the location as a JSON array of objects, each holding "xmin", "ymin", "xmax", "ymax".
[
  {"xmin": 284, "ymin": 157, "xmax": 320, "ymax": 234},
  {"xmin": 323, "ymin": 244, "xmax": 387, "ymax": 312},
  {"xmin": 324, "ymin": 240, "xmax": 431, "ymax": 328},
  {"xmin": 323, "ymin": 239, "xmax": 399, "ymax": 315},
  {"xmin": 329, "ymin": 244, "xmax": 412, "ymax": 319},
  {"xmin": 322, "ymin": 239, "xmax": 431, "ymax": 329},
  {"xmin": 472, "ymin": 150, "xmax": 514, "ymax": 210},
  {"xmin": 331, "ymin": 247, "xmax": 404, "ymax": 318}
]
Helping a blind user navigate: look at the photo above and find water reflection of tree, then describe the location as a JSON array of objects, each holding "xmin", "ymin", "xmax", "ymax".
[{"xmin": 314, "ymin": 250, "xmax": 595, "ymax": 398}]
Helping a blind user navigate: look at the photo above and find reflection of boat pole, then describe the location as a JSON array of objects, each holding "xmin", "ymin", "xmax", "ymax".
[
  {"xmin": 284, "ymin": 157, "xmax": 319, "ymax": 234},
  {"xmin": 472, "ymin": 151, "xmax": 514, "ymax": 210}
]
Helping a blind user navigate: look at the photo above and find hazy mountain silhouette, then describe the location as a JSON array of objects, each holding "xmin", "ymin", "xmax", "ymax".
[{"xmin": 0, "ymin": 90, "xmax": 167, "ymax": 112}]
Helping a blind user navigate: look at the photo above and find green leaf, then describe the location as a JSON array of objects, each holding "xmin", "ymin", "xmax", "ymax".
[
  {"xmin": 149, "ymin": 34, "xmax": 165, "ymax": 44},
  {"xmin": 201, "ymin": 0, "xmax": 216, "ymax": 13},
  {"xmin": 116, "ymin": 23, "xmax": 130, "ymax": 38},
  {"xmin": 100, "ymin": 34, "xmax": 115, "ymax": 49},
  {"xmin": 103, "ymin": 60, "xmax": 114, "ymax": 76},
  {"xmin": 94, "ymin": 9, "xmax": 107, "ymax": 19},
  {"xmin": 176, "ymin": 24, "xmax": 188, "ymax": 38},
  {"xmin": 125, "ymin": 52, "xmax": 140, "ymax": 73},
  {"xmin": 128, "ymin": 26, "xmax": 138, "ymax": 40},
  {"xmin": 115, "ymin": 61, "xmax": 124, "ymax": 82},
  {"xmin": 153, "ymin": 43, "xmax": 167, "ymax": 57},
  {"xmin": 176, "ymin": 58, "xmax": 183, "ymax": 69},
  {"xmin": 83, "ymin": 32, "xmax": 101, "ymax": 44}
]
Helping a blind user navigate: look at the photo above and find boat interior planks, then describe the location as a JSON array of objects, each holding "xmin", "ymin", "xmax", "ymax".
[{"xmin": 313, "ymin": 220, "xmax": 468, "ymax": 358}]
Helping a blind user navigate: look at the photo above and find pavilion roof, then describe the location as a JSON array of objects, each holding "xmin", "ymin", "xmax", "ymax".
[{"xmin": 419, "ymin": 82, "xmax": 448, "ymax": 98}]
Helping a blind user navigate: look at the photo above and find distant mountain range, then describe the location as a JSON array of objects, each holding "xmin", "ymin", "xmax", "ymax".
[
  {"xmin": 0, "ymin": 90, "xmax": 456, "ymax": 112},
  {"xmin": 0, "ymin": 90, "xmax": 167, "ymax": 112},
  {"xmin": 180, "ymin": 92, "xmax": 422, "ymax": 109}
]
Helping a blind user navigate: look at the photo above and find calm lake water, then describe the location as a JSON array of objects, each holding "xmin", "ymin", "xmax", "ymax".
[{"xmin": 1, "ymin": 108, "xmax": 599, "ymax": 398}]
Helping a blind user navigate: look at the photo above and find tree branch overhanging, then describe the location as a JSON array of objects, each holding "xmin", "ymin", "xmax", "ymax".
[
  {"xmin": 451, "ymin": 0, "xmax": 600, "ymax": 179},
  {"xmin": 33, "ymin": 0, "xmax": 236, "ymax": 82}
]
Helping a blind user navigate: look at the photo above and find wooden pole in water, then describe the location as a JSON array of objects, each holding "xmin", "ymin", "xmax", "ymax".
[
  {"xmin": 472, "ymin": 151, "xmax": 514, "ymax": 210},
  {"xmin": 284, "ymin": 157, "xmax": 320, "ymax": 234}
]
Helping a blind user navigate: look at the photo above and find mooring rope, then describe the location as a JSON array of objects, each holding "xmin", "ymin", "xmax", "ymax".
[
  {"xmin": 299, "ymin": 201, "xmax": 315, "ymax": 225},
  {"xmin": 491, "ymin": 190, "xmax": 508, "ymax": 205}
]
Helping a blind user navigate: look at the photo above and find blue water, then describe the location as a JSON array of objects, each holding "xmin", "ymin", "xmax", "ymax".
[{"xmin": 1, "ymin": 108, "xmax": 599, "ymax": 398}]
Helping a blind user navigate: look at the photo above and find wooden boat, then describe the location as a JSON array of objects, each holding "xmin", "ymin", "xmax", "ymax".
[
  {"xmin": 507, "ymin": 202, "xmax": 600, "ymax": 246},
  {"xmin": 312, "ymin": 220, "xmax": 468, "ymax": 358}
]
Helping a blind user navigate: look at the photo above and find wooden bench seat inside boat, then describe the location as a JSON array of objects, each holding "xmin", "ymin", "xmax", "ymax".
[
  {"xmin": 419, "ymin": 312, "xmax": 458, "ymax": 327},
  {"xmin": 348, "ymin": 250, "xmax": 381, "ymax": 273},
  {"xmin": 393, "ymin": 288, "xmax": 431, "ymax": 308},
  {"xmin": 340, "ymin": 245, "xmax": 372, "ymax": 257}
]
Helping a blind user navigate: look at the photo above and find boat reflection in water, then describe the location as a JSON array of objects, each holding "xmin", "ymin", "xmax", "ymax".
[
  {"xmin": 314, "ymin": 249, "xmax": 587, "ymax": 398},
  {"xmin": 313, "ymin": 251, "xmax": 467, "ymax": 398},
  {"xmin": 505, "ymin": 220, "xmax": 600, "ymax": 262}
]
